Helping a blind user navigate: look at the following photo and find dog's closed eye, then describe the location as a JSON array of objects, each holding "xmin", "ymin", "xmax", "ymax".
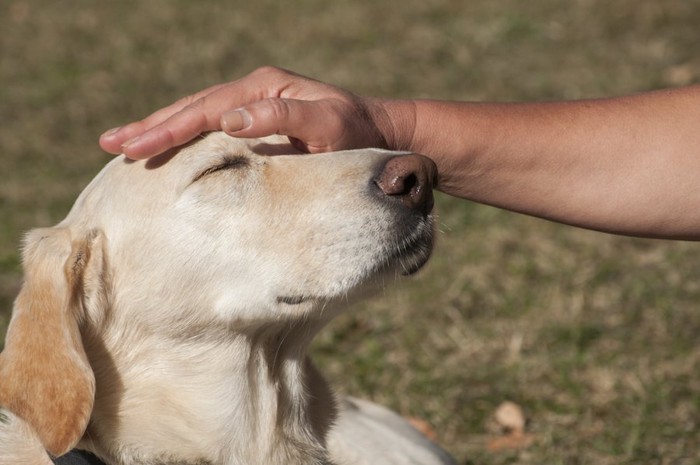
[
  {"xmin": 192, "ymin": 156, "xmax": 249, "ymax": 183},
  {"xmin": 276, "ymin": 295, "xmax": 309, "ymax": 305}
]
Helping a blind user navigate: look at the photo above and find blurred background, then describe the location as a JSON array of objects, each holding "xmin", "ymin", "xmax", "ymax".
[{"xmin": 2, "ymin": 1, "xmax": 700, "ymax": 463}]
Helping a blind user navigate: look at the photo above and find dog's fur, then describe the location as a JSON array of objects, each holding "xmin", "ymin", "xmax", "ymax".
[{"xmin": 0, "ymin": 133, "xmax": 456, "ymax": 465}]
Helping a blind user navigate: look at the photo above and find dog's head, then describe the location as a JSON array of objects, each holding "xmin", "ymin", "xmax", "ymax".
[{"xmin": 0, "ymin": 133, "xmax": 436, "ymax": 457}]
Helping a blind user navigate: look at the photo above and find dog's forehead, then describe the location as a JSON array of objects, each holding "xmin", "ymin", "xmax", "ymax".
[
  {"xmin": 158, "ymin": 133, "xmax": 295, "ymax": 170},
  {"xmin": 186, "ymin": 133, "xmax": 301, "ymax": 163},
  {"xmin": 113, "ymin": 134, "xmax": 297, "ymax": 188}
]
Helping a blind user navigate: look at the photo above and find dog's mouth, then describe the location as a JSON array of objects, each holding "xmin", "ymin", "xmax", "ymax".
[{"xmin": 383, "ymin": 219, "xmax": 434, "ymax": 276}]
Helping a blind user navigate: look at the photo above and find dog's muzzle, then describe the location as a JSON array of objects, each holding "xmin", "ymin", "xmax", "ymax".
[{"xmin": 372, "ymin": 154, "xmax": 437, "ymax": 275}]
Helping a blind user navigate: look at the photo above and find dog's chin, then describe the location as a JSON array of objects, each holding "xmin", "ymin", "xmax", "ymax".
[
  {"xmin": 398, "ymin": 249, "xmax": 432, "ymax": 276},
  {"xmin": 396, "ymin": 240, "xmax": 433, "ymax": 276},
  {"xmin": 385, "ymin": 224, "xmax": 434, "ymax": 277}
]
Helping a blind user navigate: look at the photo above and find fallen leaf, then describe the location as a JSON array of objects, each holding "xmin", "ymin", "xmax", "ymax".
[
  {"xmin": 407, "ymin": 417, "xmax": 438, "ymax": 441},
  {"xmin": 487, "ymin": 431, "xmax": 535, "ymax": 452}
]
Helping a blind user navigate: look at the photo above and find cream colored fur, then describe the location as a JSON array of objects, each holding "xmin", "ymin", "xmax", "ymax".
[{"xmin": 0, "ymin": 133, "xmax": 456, "ymax": 465}]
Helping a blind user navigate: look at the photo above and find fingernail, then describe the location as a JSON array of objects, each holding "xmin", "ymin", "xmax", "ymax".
[
  {"xmin": 222, "ymin": 109, "xmax": 252, "ymax": 133},
  {"xmin": 121, "ymin": 135, "xmax": 140, "ymax": 151},
  {"xmin": 102, "ymin": 126, "xmax": 121, "ymax": 138}
]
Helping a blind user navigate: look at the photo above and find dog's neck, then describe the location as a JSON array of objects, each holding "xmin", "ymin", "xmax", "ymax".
[
  {"xmin": 83, "ymin": 315, "xmax": 338, "ymax": 465},
  {"xmin": 227, "ymin": 321, "xmax": 338, "ymax": 465}
]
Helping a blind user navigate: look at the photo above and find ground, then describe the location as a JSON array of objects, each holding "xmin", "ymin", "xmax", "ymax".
[{"xmin": 1, "ymin": 1, "xmax": 700, "ymax": 463}]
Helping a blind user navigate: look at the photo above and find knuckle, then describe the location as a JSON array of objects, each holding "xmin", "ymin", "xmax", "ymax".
[
  {"xmin": 175, "ymin": 94, "xmax": 200, "ymax": 109},
  {"xmin": 186, "ymin": 96, "xmax": 207, "ymax": 111},
  {"xmin": 253, "ymin": 65, "xmax": 283, "ymax": 78},
  {"xmin": 263, "ymin": 98, "xmax": 291, "ymax": 122},
  {"xmin": 173, "ymin": 104, "xmax": 210, "ymax": 133}
]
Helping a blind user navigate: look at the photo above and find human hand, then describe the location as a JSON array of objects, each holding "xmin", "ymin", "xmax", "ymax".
[{"xmin": 99, "ymin": 67, "xmax": 412, "ymax": 159}]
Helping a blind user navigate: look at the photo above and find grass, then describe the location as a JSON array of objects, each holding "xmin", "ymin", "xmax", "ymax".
[{"xmin": 2, "ymin": 0, "xmax": 700, "ymax": 463}]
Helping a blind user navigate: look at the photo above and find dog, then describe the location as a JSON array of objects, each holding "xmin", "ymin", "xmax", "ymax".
[{"xmin": 0, "ymin": 132, "xmax": 457, "ymax": 465}]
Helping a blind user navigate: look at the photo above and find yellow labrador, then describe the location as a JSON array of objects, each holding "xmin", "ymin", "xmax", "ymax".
[{"xmin": 0, "ymin": 133, "xmax": 456, "ymax": 465}]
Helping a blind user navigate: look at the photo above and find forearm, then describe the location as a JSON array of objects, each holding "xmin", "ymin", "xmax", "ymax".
[{"xmin": 380, "ymin": 87, "xmax": 700, "ymax": 239}]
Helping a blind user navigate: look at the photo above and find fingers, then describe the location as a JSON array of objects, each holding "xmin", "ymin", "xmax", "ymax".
[
  {"xmin": 221, "ymin": 98, "xmax": 348, "ymax": 153},
  {"xmin": 98, "ymin": 67, "xmax": 350, "ymax": 159},
  {"xmin": 104, "ymin": 89, "xmax": 246, "ymax": 159},
  {"xmin": 99, "ymin": 83, "xmax": 229, "ymax": 155},
  {"xmin": 100, "ymin": 68, "xmax": 298, "ymax": 158},
  {"xmin": 116, "ymin": 94, "xmax": 234, "ymax": 159}
]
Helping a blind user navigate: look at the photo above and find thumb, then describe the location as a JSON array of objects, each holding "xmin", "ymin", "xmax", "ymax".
[{"xmin": 221, "ymin": 98, "xmax": 345, "ymax": 153}]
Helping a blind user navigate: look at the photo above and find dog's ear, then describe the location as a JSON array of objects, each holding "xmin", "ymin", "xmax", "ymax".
[{"xmin": 0, "ymin": 227, "xmax": 104, "ymax": 457}]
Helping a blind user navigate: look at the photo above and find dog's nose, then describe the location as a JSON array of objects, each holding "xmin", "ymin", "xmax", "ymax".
[{"xmin": 374, "ymin": 154, "xmax": 437, "ymax": 215}]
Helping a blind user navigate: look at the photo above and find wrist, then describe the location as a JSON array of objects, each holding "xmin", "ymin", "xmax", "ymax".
[{"xmin": 365, "ymin": 98, "xmax": 417, "ymax": 152}]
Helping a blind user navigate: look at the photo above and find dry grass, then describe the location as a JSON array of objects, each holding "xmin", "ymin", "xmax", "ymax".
[{"xmin": 2, "ymin": 0, "xmax": 700, "ymax": 463}]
